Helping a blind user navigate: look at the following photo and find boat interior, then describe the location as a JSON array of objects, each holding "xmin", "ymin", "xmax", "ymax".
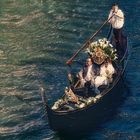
[
  {"xmin": 51, "ymin": 31, "xmax": 128, "ymax": 112},
  {"xmin": 51, "ymin": 64, "xmax": 120, "ymax": 112}
]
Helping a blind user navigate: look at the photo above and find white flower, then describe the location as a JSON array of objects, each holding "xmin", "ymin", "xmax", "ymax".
[
  {"xmin": 109, "ymin": 44, "xmax": 113, "ymax": 48},
  {"xmin": 103, "ymin": 38, "xmax": 107, "ymax": 42},
  {"xmin": 105, "ymin": 41, "xmax": 110, "ymax": 45},
  {"xmin": 98, "ymin": 39, "xmax": 102, "ymax": 43},
  {"xmin": 111, "ymin": 49, "xmax": 114, "ymax": 54},
  {"xmin": 91, "ymin": 41, "xmax": 98, "ymax": 47},
  {"xmin": 99, "ymin": 42, "xmax": 103, "ymax": 46},
  {"xmin": 103, "ymin": 44, "xmax": 108, "ymax": 48},
  {"xmin": 86, "ymin": 38, "xmax": 117, "ymax": 61},
  {"xmin": 114, "ymin": 56, "xmax": 118, "ymax": 60},
  {"xmin": 105, "ymin": 54, "xmax": 109, "ymax": 57},
  {"xmin": 79, "ymin": 103, "xmax": 85, "ymax": 108},
  {"xmin": 85, "ymin": 48, "xmax": 90, "ymax": 53}
]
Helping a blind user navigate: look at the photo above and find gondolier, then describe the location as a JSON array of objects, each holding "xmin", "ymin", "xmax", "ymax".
[{"xmin": 108, "ymin": 3, "xmax": 124, "ymax": 48}]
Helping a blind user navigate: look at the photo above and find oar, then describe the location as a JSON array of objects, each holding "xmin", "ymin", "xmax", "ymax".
[
  {"xmin": 66, "ymin": 14, "xmax": 115, "ymax": 65},
  {"xmin": 107, "ymin": 25, "xmax": 112, "ymax": 40}
]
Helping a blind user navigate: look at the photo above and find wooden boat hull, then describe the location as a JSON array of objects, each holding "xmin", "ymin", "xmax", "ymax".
[
  {"xmin": 40, "ymin": 26, "xmax": 130, "ymax": 134},
  {"xmin": 46, "ymin": 75, "xmax": 125, "ymax": 133}
]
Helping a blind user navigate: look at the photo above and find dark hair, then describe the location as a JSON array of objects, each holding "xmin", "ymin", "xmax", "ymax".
[{"xmin": 112, "ymin": 3, "xmax": 118, "ymax": 7}]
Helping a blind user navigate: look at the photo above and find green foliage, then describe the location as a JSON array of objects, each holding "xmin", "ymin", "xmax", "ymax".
[{"xmin": 86, "ymin": 38, "xmax": 118, "ymax": 61}]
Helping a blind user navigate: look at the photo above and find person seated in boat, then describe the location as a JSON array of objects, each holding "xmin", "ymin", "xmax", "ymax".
[
  {"xmin": 67, "ymin": 72, "xmax": 79, "ymax": 90},
  {"xmin": 94, "ymin": 59, "xmax": 116, "ymax": 94},
  {"xmin": 77, "ymin": 58, "xmax": 98, "ymax": 89}
]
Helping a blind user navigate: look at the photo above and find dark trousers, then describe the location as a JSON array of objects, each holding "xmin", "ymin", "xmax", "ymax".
[
  {"xmin": 113, "ymin": 28, "xmax": 122, "ymax": 44},
  {"xmin": 113, "ymin": 28, "xmax": 125, "ymax": 58}
]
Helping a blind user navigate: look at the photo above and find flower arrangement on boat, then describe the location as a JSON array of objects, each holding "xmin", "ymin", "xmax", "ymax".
[
  {"xmin": 86, "ymin": 38, "xmax": 117, "ymax": 64},
  {"xmin": 51, "ymin": 94, "xmax": 102, "ymax": 110}
]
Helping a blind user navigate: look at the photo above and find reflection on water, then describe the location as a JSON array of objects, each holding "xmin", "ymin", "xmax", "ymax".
[{"xmin": 0, "ymin": 0, "xmax": 140, "ymax": 140}]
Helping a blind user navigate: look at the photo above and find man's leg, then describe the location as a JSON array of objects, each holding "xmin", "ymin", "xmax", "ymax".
[{"xmin": 113, "ymin": 28, "xmax": 124, "ymax": 59}]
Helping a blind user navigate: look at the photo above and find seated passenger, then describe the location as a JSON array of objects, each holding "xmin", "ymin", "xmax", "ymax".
[
  {"xmin": 78, "ymin": 58, "xmax": 96, "ymax": 88},
  {"xmin": 94, "ymin": 59, "xmax": 116, "ymax": 94}
]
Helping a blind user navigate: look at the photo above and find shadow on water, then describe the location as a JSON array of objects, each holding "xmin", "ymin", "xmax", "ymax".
[
  {"xmin": 52, "ymin": 123, "xmax": 109, "ymax": 140},
  {"xmin": 54, "ymin": 131, "xmax": 97, "ymax": 140}
]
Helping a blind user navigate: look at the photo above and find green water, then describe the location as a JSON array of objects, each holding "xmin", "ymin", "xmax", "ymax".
[{"xmin": 0, "ymin": 0, "xmax": 140, "ymax": 140}]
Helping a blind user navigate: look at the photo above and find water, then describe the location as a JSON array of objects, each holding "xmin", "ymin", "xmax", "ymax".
[{"xmin": 0, "ymin": 0, "xmax": 140, "ymax": 140}]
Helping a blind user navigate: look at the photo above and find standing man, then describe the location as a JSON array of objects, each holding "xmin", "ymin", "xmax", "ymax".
[{"xmin": 108, "ymin": 3, "xmax": 124, "ymax": 48}]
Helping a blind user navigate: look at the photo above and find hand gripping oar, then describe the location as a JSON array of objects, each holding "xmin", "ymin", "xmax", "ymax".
[{"xmin": 66, "ymin": 14, "xmax": 115, "ymax": 65}]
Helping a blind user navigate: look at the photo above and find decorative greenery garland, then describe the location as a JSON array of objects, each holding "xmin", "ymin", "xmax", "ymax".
[{"xmin": 86, "ymin": 38, "xmax": 118, "ymax": 62}]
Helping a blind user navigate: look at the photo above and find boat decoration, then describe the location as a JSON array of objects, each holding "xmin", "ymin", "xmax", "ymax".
[{"xmin": 86, "ymin": 38, "xmax": 118, "ymax": 64}]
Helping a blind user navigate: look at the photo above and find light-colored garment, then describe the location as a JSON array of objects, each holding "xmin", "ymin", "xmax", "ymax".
[
  {"xmin": 108, "ymin": 9, "xmax": 124, "ymax": 29},
  {"xmin": 95, "ymin": 63, "xmax": 115, "ymax": 88},
  {"xmin": 84, "ymin": 65, "xmax": 93, "ymax": 81},
  {"xmin": 78, "ymin": 65, "xmax": 95, "ymax": 87},
  {"xmin": 100, "ymin": 63, "xmax": 115, "ymax": 77},
  {"xmin": 95, "ymin": 76, "xmax": 108, "ymax": 88}
]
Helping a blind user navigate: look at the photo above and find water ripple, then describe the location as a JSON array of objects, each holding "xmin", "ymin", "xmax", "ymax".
[{"xmin": 0, "ymin": 0, "xmax": 140, "ymax": 140}]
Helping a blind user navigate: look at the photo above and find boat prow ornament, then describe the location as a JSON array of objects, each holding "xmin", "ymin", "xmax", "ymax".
[{"xmin": 64, "ymin": 87, "xmax": 79, "ymax": 104}]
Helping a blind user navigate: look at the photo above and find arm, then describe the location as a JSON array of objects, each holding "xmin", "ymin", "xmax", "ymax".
[
  {"xmin": 78, "ymin": 69, "xmax": 84, "ymax": 80},
  {"xmin": 108, "ymin": 10, "xmax": 114, "ymax": 23}
]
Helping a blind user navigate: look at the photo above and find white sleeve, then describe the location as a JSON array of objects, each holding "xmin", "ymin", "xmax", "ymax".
[{"xmin": 78, "ymin": 69, "xmax": 84, "ymax": 79}]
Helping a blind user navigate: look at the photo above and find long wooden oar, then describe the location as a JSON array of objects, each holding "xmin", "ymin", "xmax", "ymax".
[
  {"xmin": 107, "ymin": 25, "xmax": 112, "ymax": 40},
  {"xmin": 66, "ymin": 14, "xmax": 114, "ymax": 65}
]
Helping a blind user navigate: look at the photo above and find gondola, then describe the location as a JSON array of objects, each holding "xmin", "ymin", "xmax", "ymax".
[{"xmin": 41, "ymin": 24, "xmax": 131, "ymax": 134}]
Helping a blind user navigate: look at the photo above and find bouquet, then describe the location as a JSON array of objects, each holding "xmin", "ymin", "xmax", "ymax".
[{"xmin": 86, "ymin": 38, "xmax": 117, "ymax": 64}]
